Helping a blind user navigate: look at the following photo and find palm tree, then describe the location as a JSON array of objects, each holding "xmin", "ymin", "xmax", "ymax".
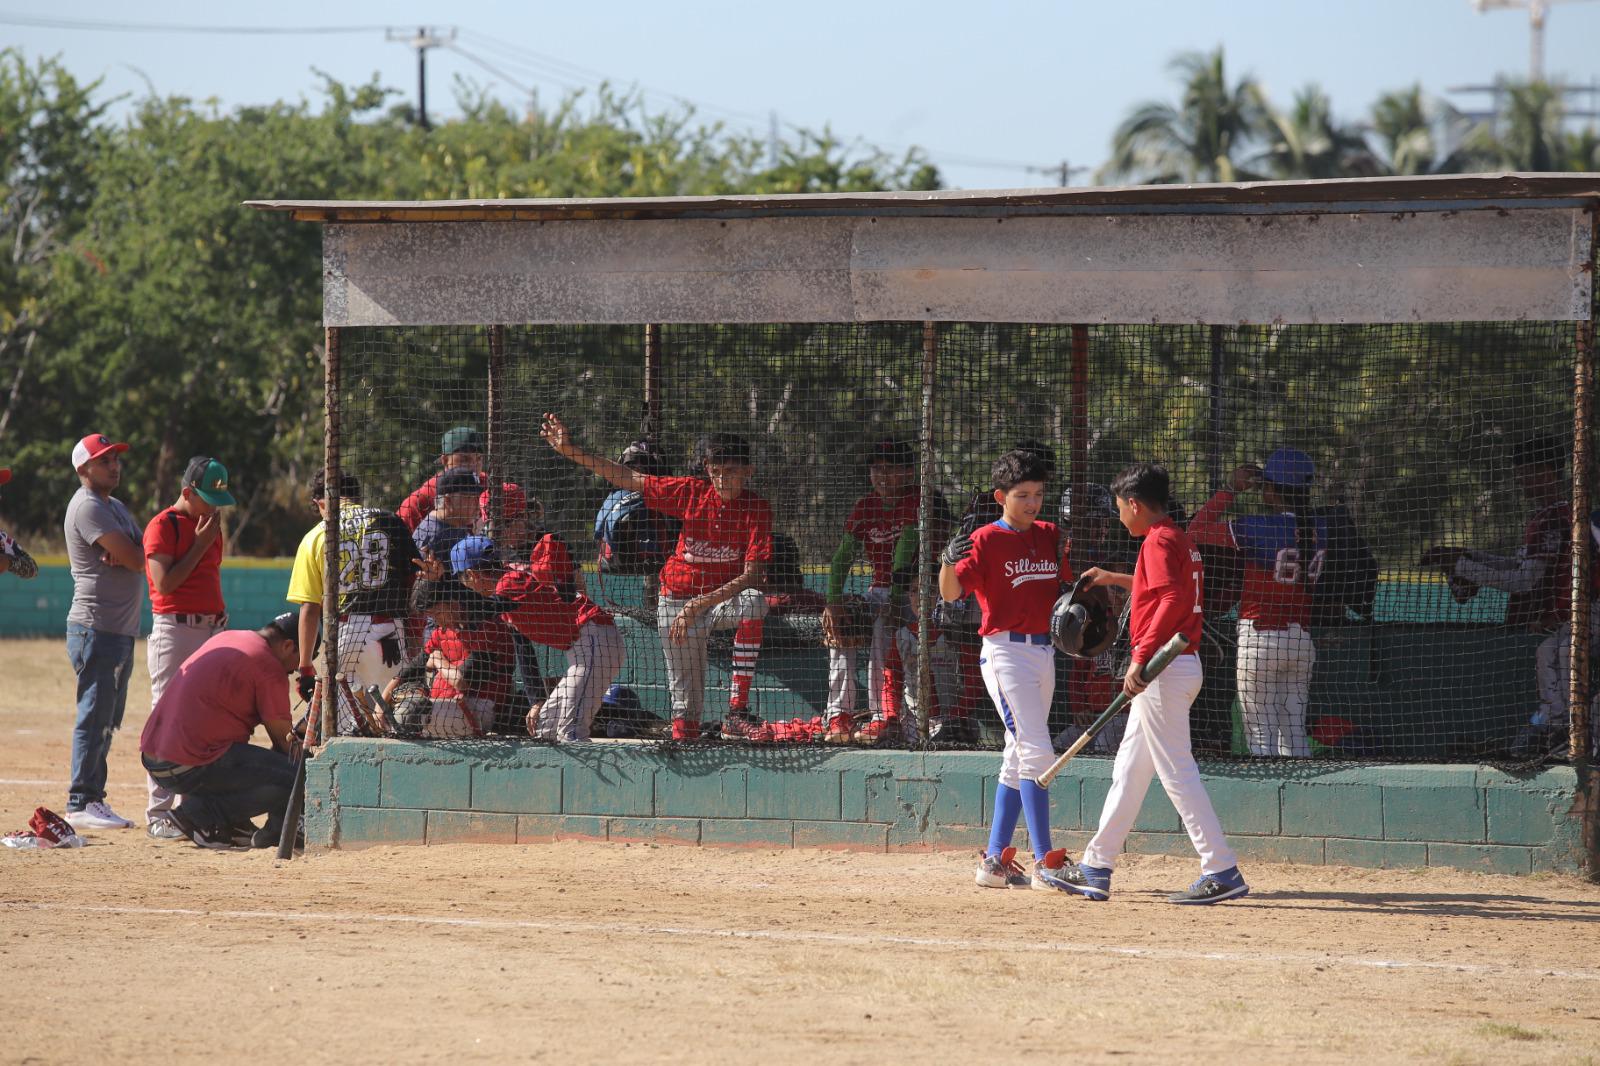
[
  {"xmin": 1101, "ymin": 47, "xmax": 1269, "ymax": 184},
  {"xmin": 1476, "ymin": 81, "xmax": 1567, "ymax": 170},
  {"xmin": 1368, "ymin": 85, "xmax": 1477, "ymax": 175},
  {"xmin": 1259, "ymin": 85, "xmax": 1378, "ymax": 179}
]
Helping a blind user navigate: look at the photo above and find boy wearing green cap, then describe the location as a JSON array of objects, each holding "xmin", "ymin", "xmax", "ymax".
[{"xmin": 141, "ymin": 454, "xmax": 236, "ymax": 837}]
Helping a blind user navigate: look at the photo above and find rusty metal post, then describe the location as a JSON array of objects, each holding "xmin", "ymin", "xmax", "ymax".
[
  {"xmin": 1208, "ymin": 325, "xmax": 1225, "ymax": 490},
  {"xmin": 915, "ymin": 321, "xmax": 938, "ymax": 742},
  {"xmin": 643, "ymin": 324, "xmax": 663, "ymax": 442},
  {"xmin": 1070, "ymin": 325, "xmax": 1089, "ymax": 546},
  {"xmin": 487, "ymin": 325, "xmax": 506, "ymax": 538},
  {"xmin": 321, "ymin": 326, "xmax": 342, "ymax": 744},
  {"xmin": 1573, "ymin": 314, "xmax": 1594, "ymax": 763}
]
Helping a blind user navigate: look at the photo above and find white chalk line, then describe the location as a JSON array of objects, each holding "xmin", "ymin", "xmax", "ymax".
[
  {"xmin": 0, "ymin": 779, "xmax": 144, "ymax": 790},
  {"xmin": 6, "ymin": 901, "xmax": 1598, "ymax": 982}
]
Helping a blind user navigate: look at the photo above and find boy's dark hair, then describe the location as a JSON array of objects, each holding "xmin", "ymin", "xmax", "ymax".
[
  {"xmin": 695, "ymin": 433, "xmax": 753, "ymax": 470},
  {"xmin": 991, "ymin": 450, "xmax": 1051, "ymax": 492},
  {"xmin": 1011, "ymin": 438, "xmax": 1056, "ymax": 479},
  {"xmin": 310, "ymin": 469, "xmax": 362, "ymax": 501},
  {"xmin": 1511, "ymin": 435, "xmax": 1565, "ymax": 473},
  {"xmin": 1110, "ymin": 462, "xmax": 1170, "ymax": 508}
]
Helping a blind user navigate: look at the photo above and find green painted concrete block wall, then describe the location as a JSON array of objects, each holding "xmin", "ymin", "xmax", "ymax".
[{"xmin": 305, "ymin": 739, "xmax": 1589, "ymax": 876}]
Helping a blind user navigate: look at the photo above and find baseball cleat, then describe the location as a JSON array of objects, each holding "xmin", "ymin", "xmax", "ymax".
[
  {"xmin": 1064, "ymin": 861, "xmax": 1112, "ymax": 901},
  {"xmin": 823, "ymin": 712, "xmax": 854, "ymax": 745},
  {"xmin": 974, "ymin": 845, "xmax": 1031, "ymax": 889},
  {"xmin": 1168, "ymin": 866, "xmax": 1250, "ymax": 904},
  {"xmin": 854, "ymin": 715, "xmax": 907, "ymax": 746},
  {"xmin": 145, "ymin": 816, "xmax": 186, "ymax": 840},
  {"xmin": 1030, "ymin": 848, "xmax": 1079, "ymax": 894}
]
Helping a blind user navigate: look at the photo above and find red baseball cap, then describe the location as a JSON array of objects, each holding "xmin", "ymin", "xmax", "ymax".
[
  {"xmin": 71, "ymin": 433, "xmax": 129, "ymax": 471},
  {"xmin": 0, "ymin": 469, "xmax": 10, "ymax": 487},
  {"xmin": 480, "ymin": 482, "xmax": 527, "ymax": 524}
]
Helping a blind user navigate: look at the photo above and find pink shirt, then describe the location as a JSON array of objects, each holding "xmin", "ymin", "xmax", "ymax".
[{"xmin": 139, "ymin": 630, "xmax": 291, "ymax": 766}]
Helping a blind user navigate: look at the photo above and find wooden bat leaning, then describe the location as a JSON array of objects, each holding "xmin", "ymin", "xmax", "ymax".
[
  {"xmin": 276, "ymin": 679, "xmax": 321, "ymax": 860},
  {"xmin": 1032, "ymin": 633, "xmax": 1191, "ymax": 788}
]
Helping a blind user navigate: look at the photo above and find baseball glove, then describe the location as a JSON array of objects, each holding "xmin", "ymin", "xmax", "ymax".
[{"xmin": 821, "ymin": 597, "xmax": 872, "ymax": 650}]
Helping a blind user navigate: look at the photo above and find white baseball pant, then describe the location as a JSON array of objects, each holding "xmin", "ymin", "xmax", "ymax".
[
  {"xmin": 145, "ymin": 613, "xmax": 225, "ymax": 822},
  {"xmin": 534, "ymin": 622, "xmax": 626, "ymax": 742},
  {"xmin": 979, "ymin": 635, "xmax": 1057, "ymax": 789},
  {"xmin": 1236, "ymin": 620, "xmax": 1316, "ymax": 757},
  {"xmin": 332, "ymin": 615, "xmax": 407, "ymax": 735},
  {"xmin": 1534, "ymin": 610, "xmax": 1600, "ymax": 729},
  {"xmin": 826, "ymin": 586, "xmax": 899, "ymax": 715},
  {"xmin": 1081, "ymin": 655, "xmax": 1238, "ymax": 875},
  {"xmin": 657, "ymin": 589, "xmax": 769, "ymax": 722}
]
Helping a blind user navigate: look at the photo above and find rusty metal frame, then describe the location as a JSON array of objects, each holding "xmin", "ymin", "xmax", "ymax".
[
  {"xmin": 915, "ymin": 321, "xmax": 938, "ymax": 742},
  {"xmin": 320, "ymin": 326, "xmax": 342, "ymax": 744},
  {"xmin": 486, "ymin": 325, "xmax": 506, "ymax": 538},
  {"xmin": 1572, "ymin": 207, "xmax": 1598, "ymax": 763}
]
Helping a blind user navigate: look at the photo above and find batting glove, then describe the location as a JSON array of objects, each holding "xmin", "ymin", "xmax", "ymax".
[
  {"xmin": 941, "ymin": 531, "xmax": 974, "ymax": 567},
  {"xmin": 297, "ymin": 669, "xmax": 317, "ymax": 703}
]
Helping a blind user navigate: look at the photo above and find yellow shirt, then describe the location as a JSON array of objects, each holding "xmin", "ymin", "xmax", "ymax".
[{"xmin": 286, "ymin": 524, "xmax": 325, "ymax": 606}]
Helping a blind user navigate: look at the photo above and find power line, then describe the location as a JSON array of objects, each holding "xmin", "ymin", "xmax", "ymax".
[
  {"xmin": 4, "ymin": 11, "xmax": 1078, "ymax": 179},
  {"xmin": 0, "ymin": 12, "xmax": 388, "ymax": 34}
]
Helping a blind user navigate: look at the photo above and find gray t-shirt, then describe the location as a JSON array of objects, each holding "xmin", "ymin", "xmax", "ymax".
[{"xmin": 64, "ymin": 486, "xmax": 144, "ymax": 636}]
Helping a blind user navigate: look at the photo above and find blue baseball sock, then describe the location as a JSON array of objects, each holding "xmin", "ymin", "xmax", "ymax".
[
  {"xmin": 1019, "ymin": 779, "xmax": 1052, "ymax": 861},
  {"xmin": 986, "ymin": 784, "xmax": 1022, "ymax": 858}
]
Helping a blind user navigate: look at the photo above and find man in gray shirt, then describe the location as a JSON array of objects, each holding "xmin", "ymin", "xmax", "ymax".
[{"xmin": 64, "ymin": 433, "xmax": 145, "ymax": 830}]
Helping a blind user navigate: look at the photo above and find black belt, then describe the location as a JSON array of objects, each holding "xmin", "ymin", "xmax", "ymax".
[
  {"xmin": 143, "ymin": 756, "xmax": 197, "ymax": 779},
  {"xmin": 159, "ymin": 612, "xmax": 227, "ymax": 627}
]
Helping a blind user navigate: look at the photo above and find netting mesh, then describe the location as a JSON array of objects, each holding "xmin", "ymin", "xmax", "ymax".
[{"xmin": 321, "ymin": 319, "xmax": 1594, "ymax": 763}]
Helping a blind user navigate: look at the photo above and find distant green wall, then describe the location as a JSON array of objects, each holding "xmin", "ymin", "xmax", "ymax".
[{"xmin": 0, "ymin": 561, "xmax": 295, "ymax": 636}]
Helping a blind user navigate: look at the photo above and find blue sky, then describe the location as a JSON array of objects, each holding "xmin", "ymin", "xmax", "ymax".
[{"xmin": 7, "ymin": 0, "xmax": 1599, "ymax": 189}]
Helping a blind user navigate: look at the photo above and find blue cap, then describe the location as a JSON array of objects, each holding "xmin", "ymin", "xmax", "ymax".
[
  {"xmin": 449, "ymin": 536, "xmax": 500, "ymax": 574},
  {"xmin": 1262, "ymin": 448, "xmax": 1314, "ymax": 488},
  {"xmin": 602, "ymin": 684, "xmax": 641, "ymax": 713}
]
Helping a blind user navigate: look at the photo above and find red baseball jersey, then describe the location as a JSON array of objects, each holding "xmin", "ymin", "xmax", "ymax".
[
  {"xmin": 952, "ymin": 519, "xmax": 1067, "ymax": 637},
  {"xmin": 495, "ymin": 565, "xmax": 613, "ymax": 650},
  {"xmin": 1129, "ymin": 517, "xmax": 1204, "ymax": 663},
  {"xmin": 527, "ymin": 531, "xmax": 576, "ymax": 592},
  {"xmin": 1189, "ymin": 491, "xmax": 1327, "ymax": 629},
  {"xmin": 425, "ymin": 617, "xmax": 517, "ymax": 705},
  {"xmin": 845, "ymin": 490, "xmax": 921, "ymax": 587},
  {"xmin": 643, "ymin": 476, "xmax": 774, "ymax": 598},
  {"xmin": 143, "ymin": 507, "xmax": 225, "ymax": 615}
]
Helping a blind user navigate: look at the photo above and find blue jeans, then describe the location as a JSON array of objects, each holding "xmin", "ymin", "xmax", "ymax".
[
  {"xmin": 67, "ymin": 622, "xmax": 135, "ymax": 811},
  {"xmin": 145, "ymin": 743, "xmax": 297, "ymax": 834}
]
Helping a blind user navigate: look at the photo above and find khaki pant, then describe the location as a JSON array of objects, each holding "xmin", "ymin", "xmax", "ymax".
[{"xmin": 145, "ymin": 614, "xmax": 224, "ymax": 823}]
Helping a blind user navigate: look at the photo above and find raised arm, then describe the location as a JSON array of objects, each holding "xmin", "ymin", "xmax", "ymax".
[{"xmin": 541, "ymin": 413, "xmax": 647, "ymax": 492}]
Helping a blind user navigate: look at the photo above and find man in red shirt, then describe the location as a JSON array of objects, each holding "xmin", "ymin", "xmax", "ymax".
[
  {"xmin": 542, "ymin": 414, "xmax": 772, "ymax": 741},
  {"xmin": 141, "ymin": 455, "xmax": 236, "ymax": 838},
  {"xmin": 398, "ymin": 426, "xmax": 487, "ymax": 532},
  {"xmin": 138, "ymin": 613, "xmax": 301, "ymax": 850},
  {"xmin": 1067, "ymin": 462, "xmax": 1247, "ymax": 904}
]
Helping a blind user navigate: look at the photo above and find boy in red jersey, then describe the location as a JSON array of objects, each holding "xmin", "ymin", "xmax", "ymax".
[
  {"xmin": 542, "ymin": 414, "xmax": 772, "ymax": 741},
  {"xmin": 939, "ymin": 449, "xmax": 1079, "ymax": 892},
  {"xmin": 1064, "ymin": 462, "xmax": 1248, "ymax": 904}
]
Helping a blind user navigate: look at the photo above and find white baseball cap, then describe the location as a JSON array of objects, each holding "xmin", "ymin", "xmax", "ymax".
[{"xmin": 71, "ymin": 433, "xmax": 129, "ymax": 471}]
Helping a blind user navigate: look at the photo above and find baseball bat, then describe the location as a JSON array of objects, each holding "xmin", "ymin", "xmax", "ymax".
[
  {"xmin": 1033, "ymin": 633, "xmax": 1190, "ymax": 788},
  {"xmin": 276, "ymin": 681, "xmax": 319, "ymax": 860}
]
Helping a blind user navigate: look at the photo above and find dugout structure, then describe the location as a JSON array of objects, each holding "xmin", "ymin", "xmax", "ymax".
[{"xmin": 251, "ymin": 175, "xmax": 1599, "ymax": 776}]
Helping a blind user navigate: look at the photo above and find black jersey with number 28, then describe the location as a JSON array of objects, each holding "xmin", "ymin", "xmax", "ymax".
[{"xmin": 337, "ymin": 507, "xmax": 420, "ymax": 618}]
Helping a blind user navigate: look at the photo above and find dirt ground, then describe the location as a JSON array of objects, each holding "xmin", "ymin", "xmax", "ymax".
[{"xmin": 2, "ymin": 637, "xmax": 1599, "ymax": 1066}]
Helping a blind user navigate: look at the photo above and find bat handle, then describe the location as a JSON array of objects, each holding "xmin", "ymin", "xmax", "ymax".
[{"xmin": 1033, "ymin": 633, "xmax": 1190, "ymax": 787}]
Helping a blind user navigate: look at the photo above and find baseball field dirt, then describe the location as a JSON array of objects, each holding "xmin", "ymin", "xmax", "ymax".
[{"xmin": 3, "ymin": 638, "xmax": 1598, "ymax": 1065}]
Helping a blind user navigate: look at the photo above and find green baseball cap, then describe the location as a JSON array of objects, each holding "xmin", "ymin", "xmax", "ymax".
[
  {"xmin": 441, "ymin": 426, "xmax": 484, "ymax": 455},
  {"xmin": 184, "ymin": 456, "xmax": 237, "ymax": 507}
]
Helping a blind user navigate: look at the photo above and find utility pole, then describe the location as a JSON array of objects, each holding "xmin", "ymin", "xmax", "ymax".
[
  {"xmin": 1025, "ymin": 160, "xmax": 1090, "ymax": 187},
  {"xmin": 386, "ymin": 25, "xmax": 456, "ymax": 130},
  {"xmin": 1470, "ymin": 0, "xmax": 1596, "ymax": 84}
]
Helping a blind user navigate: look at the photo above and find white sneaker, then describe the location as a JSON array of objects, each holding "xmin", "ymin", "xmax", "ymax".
[
  {"xmin": 66, "ymin": 801, "xmax": 134, "ymax": 830},
  {"xmin": 146, "ymin": 816, "xmax": 186, "ymax": 840}
]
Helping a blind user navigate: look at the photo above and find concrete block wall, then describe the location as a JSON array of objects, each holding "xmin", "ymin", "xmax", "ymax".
[{"xmin": 303, "ymin": 739, "xmax": 1589, "ymax": 876}]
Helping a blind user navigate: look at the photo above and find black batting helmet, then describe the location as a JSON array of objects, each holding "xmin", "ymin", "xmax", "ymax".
[{"xmin": 1050, "ymin": 576, "xmax": 1116, "ymax": 659}]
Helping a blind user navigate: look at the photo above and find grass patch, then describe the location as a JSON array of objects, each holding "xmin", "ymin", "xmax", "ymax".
[{"xmin": 1474, "ymin": 1021, "xmax": 1545, "ymax": 1042}]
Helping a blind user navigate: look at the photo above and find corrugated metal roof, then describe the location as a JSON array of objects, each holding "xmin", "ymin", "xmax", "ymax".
[{"xmin": 246, "ymin": 173, "xmax": 1600, "ymax": 223}]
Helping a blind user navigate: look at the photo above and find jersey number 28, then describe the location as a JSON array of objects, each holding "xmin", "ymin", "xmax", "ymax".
[{"xmin": 338, "ymin": 532, "xmax": 391, "ymax": 591}]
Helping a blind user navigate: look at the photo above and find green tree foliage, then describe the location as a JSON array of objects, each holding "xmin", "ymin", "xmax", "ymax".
[
  {"xmin": 1258, "ymin": 85, "xmax": 1378, "ymax": 179},
  {"xmin": 1102, "ymin": 47, "xmax": 1270, "ymax": 184},
  {"xmin": 0, "ymin": 55, "xmax": 939, "ymax": 551}
]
